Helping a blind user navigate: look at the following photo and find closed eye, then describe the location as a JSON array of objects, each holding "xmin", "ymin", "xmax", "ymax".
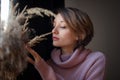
[{"xmin": 60, "ymin": 26, "xmax": 66, "ymax": 29}]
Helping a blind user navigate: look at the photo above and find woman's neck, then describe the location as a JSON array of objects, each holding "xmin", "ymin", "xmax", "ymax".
[
  {"xmin": 61, "ymin": 47, "xmax": 74, "ymax": 55},
  {"xmin": 61, "ymin": 46, "xmax": 84, "ymax": 55}
]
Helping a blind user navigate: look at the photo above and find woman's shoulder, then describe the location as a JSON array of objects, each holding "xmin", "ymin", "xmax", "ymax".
[
  {"xmin": 86, "ymin": 50, "xmax": 106, "ymax": 61},
  {"xmin": 90, "ymin": 51, "xmax": 105, "ymax": 57}
]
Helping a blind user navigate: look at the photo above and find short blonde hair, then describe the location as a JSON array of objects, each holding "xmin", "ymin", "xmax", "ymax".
[{"xmin": 57, "ymin": 7, "xmax": 94, "ymax": 46}]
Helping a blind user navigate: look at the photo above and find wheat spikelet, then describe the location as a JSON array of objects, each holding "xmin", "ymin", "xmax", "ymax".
[
  {"xmin": 28, "ymin": 32, "xmax": 52, "ymax": 47},
  {"xmin": 25, "ymin": 7, "xmax": 56, "ymax": 18},
  {"xmin": 23, "ymin": 7, "xmax": 56, "ymax": 47}
]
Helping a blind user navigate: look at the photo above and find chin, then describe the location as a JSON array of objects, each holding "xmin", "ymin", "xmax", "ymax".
[{"xmin": 53, "ymin": 43, "xmax": 61, "ymax": 47}]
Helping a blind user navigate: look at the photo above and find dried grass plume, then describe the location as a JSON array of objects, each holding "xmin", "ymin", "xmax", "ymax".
[{"xmin": 0, "ymin": 1, "xmax": 55, "ymax": 80}]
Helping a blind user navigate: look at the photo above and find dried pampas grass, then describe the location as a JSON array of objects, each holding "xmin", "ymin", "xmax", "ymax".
[
  {"xmin": 0, "ymin": 2, "xmax": 28, "ymax": 80},
  {"xmin": 0, "ymin": 1, "xmax": 55, "ymax": 80}
]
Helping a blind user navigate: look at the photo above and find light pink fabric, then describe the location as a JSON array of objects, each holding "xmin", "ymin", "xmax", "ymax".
[
  {"xmin": 37, "ymin": 47, "xmax": 106, "ymax": 80},
  {"xmin": 49, "ymin": 48, "xmax": 106, "ymax": 80}
]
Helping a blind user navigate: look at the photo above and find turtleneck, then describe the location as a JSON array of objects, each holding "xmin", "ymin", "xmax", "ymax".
[
  {"xmin": 49, "ymin": 47, "xmax": 105, "ymax": 80},
  {"xmin": 51, "ymin": 47, "xmax": 91, "ymax": 68}
]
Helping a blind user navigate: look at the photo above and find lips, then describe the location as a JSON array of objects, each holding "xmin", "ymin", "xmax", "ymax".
[{"xmin": 52, "ymin": 36, "xmax": 59, "ymax": 41}]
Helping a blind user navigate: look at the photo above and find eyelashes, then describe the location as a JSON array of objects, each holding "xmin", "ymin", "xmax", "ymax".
[
  {"xmin": 60, "ymin": 26, "xmax": 66, "ymax": 29},
  {"xmin": 52, "ymin": 26, "xmax": 67, "ymax": 29}
]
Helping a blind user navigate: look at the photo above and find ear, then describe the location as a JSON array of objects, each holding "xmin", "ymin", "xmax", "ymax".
[
  {"xmin": 80, "ymin": 33, "xmax": 85, "ymax": 41},
  {"xmin": 75, "ymin": 33, "xmax": 85, "ymax": 41},
  {"xmin": 75, "ymin": 35, "xmax": 81, "ymax": 41},
  {"xmin": 77, "ymin": 32, "xmax": 85, "ymax": 41},
  {"xmin": 75, "ymin": 36, "xmax": 79, "ymax": 40}
]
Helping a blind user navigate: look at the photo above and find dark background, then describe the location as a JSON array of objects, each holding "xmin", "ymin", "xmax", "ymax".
[{"xmin": 13, "ymin": 0, "xmax": 65, "ymax": 80}]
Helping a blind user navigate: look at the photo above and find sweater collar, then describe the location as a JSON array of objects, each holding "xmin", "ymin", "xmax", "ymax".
[{"xmin": 51, "ymin": 47, "xmax": 91, "ymax": 68}]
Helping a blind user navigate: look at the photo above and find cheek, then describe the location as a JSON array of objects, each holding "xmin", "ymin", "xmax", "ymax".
[
  {"xmin": 60, "ymin": 30, "xmax": 77, "ymax": 41},
  {"xmin": 53, "ymin": 37, "xmax": 77, "ymax": 48},
  {"xmin": 52, "ymin": 34, "xmax": 71, "ymax": 47},
  {"xmin": 61, "ymin": 33, "xmax": 77, "ymax": 44}
]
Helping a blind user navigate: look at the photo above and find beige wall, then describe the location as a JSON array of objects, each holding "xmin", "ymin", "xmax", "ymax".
[{"xmin": 65, "ymin": 0, "xmax": 120, "ymax": 80}]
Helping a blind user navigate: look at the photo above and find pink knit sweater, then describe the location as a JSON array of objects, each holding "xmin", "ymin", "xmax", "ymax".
[{"xmin": 37, "ymin": 47, "xmax": 106, "ymax": 80}]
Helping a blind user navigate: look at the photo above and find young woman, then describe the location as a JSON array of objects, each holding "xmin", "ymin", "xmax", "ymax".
[{"xmin": 26, "ymin": 7, "xmax": 106, "ymax": 80}]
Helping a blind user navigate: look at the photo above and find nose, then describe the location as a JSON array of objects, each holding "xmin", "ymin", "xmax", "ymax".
[{"xmin": 52, "ymin": 27, "xmax": 58, "ymax": 34}]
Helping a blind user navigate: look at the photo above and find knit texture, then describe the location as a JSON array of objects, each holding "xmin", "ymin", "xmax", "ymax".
[{"xmin": 48, "ymin": 47, "xmax": 105, "ymax": 80}]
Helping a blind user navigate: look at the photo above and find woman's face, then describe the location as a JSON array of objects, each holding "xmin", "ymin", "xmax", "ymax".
[{"xmin": 52, "ymin": 14, "xmax": 78, "ymax": 51}]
